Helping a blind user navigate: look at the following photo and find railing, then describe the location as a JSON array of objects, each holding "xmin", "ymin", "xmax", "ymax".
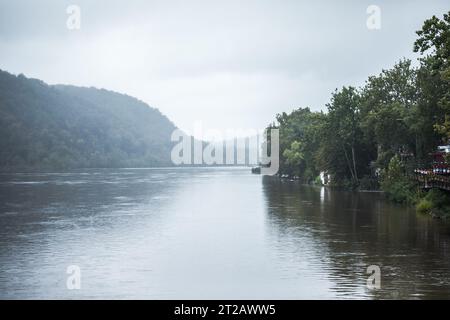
[{"xmin": 415, "ymin": 172, "xmax": 450, "ymax": 191}]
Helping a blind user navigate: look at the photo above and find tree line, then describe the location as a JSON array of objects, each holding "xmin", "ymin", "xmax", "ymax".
[
  {"xmin": 267, "ymin": 12, "xmax": 450, "ymax": 206},
  {"xmin": 0, "ymin": 71, "xmax": 177, "ymax": 170}
]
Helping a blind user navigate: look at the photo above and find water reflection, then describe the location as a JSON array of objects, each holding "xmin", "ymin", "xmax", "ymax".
[
  {"xmin": 0, "ymin": 169, "xmax": 449, "ymax": 299},
  {"xmin": 262, "ymin": 176, "xmax": 450, "ymax": 299}
]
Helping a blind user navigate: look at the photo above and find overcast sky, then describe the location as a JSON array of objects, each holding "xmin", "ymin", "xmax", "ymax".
[{"xmin": 0, "ymin": 0, "xmax": 448, "ymax": 136}]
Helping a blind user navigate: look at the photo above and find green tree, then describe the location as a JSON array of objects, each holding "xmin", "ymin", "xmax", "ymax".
[
  {"xmin": 360, "ymin": 60, "xmax": 419, "ymax": 168},
  {"xmin": 414, "ymin": 11, "xmax": 450, "ymax": 144},
  {"xmin": 319, "ymin": 87, "xmax": 372, "ymax": 184},
  {"xmin": 283, "ymin": 141, "xmax": 304, "ymax": 171},
  {"xmin": 275, "ymin": 107, "xmax": 325, "ymax": 181}
]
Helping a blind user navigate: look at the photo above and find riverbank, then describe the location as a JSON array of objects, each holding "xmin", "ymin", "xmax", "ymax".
[
  {"xmin": 260, "ymin": 12, "xmax": 450, "ymax": 223},
  {"xmin": 415, "ymin": 189, "xmax": 450, "ymax": 219},
  {"xmin": 272, "ymin": 171, "xmax": 450, "ymax": 221}
]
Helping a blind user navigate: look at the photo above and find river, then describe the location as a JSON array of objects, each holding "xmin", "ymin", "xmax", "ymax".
[{"xmin": 0, "ymin": 167, "xmax": 449, "ymax": 299}]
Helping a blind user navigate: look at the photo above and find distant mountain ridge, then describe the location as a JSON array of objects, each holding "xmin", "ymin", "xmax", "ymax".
[{"xmin": 0, "ymin": 70, "xmax": 177, "ymax": 170}]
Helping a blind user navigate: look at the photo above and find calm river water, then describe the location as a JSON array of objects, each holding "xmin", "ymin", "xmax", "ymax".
[{"xmin": 0, "ymin": 167, "xmax": 449, "ymax": 299}]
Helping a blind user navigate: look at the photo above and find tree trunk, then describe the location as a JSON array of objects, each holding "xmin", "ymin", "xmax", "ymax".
[
  {"xmin": 351, "ymin": 146, "xmax": 358, "ymax": 181},
  {"xmin": 342, "ymin": 144, "xmax": 355, "ymax": 181}
]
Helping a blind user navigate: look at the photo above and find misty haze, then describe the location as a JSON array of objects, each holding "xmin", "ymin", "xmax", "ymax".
[{"xmin": 1, "ymin": 0, "xmax": 450, "ymax": 303}]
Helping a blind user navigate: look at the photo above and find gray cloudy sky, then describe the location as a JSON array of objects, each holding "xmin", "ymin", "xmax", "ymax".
[{"xmin": 0, "ymin": 0, "xmax": 448, "ymax": 136}]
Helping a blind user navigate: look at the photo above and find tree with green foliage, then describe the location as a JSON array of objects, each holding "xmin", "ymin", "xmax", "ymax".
[
  {"xmin": 268, "ymin": 11, "xmax": 450, "ymax": 203},
  {"xmin": 317, "ymin": 87, "xmax": 374, "ymax": 185},
  {"xmin": 275, "ymin": 108, "xmax": 325, "ymax": 182},
  {"xmin": 380, "ymin": 155, "xmax": 417, "ymax": 203},
  {"xmin": 0, "ymin": 70, "xmax": 177, "ymax": 170},
  {"xmin": 414, "ymin": 11, "xmax": 450, "ymax": 145},
  {"xmin": 283, "ymin": 141, "xmax": 304, "ymax": 173}
]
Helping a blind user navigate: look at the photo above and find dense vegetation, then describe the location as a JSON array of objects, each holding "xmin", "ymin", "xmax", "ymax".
[
  {"xmin": 0, "ymin": 71, "xmax": 177, "ymax": 170},
  {"xmin": 268, "ymin": 12, "xmax": 450, "ymax": 216}
]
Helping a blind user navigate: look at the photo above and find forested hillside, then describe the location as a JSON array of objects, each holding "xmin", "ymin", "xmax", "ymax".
[{"xmin": 0, "ymin": 70, "xmax": 177, "ymax": 170}]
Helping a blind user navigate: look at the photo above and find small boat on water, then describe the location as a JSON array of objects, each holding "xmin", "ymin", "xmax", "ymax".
[{"xmin": 251, "ymin": 166, "xmax": 261, "ymax": 174}]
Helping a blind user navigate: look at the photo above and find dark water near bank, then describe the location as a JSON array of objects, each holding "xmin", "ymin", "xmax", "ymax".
[{"xmin": 0, "ymin": 168, "xmax": 449, "ymax": 299}]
